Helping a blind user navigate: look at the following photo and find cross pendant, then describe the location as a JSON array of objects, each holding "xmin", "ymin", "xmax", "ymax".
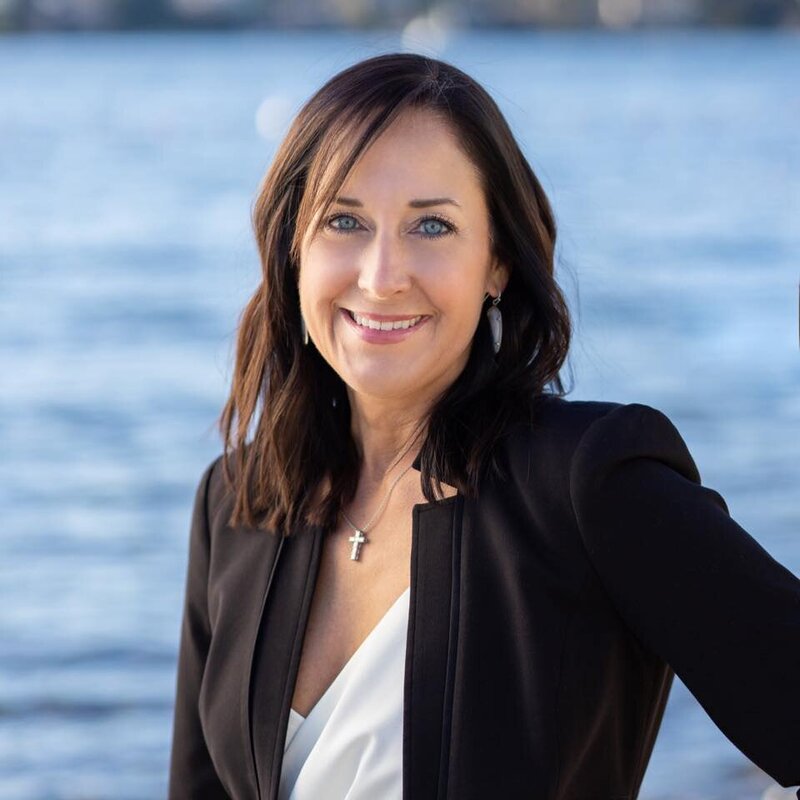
[{"xmin": 348, "ymin": 529, "xmax": 368, "ymax": 561}]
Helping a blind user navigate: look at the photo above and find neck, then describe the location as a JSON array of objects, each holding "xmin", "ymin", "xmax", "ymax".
[{"xmin": 347, "ymin": 392, "xmax": 429, "ymax": 489}]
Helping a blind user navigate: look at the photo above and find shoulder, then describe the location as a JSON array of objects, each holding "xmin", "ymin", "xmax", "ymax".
[
  {"xmin": 495, "ymin": 394, "xmax": 620, "ymax": 469},
  {"xmin": 492, "ymin": 394, "xmax": 700, "ymax": 490},
  {"xmin": 190, "ymin": 450, "xmax": 241, "ymax": 533}
]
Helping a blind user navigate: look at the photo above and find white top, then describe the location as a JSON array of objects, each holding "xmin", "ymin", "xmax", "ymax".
[{"xmin": 278, "ymin": 586, "xmax": 411, "ymax": 800}]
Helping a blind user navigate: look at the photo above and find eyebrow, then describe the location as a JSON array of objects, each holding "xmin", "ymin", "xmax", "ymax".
[{"xmin": 334, "ymin": 196, "xmax": 461, "ymax": 209}]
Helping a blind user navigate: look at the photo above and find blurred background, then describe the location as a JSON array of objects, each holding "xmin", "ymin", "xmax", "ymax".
[
  {"xmin": 2, "ymin": 0, "xmax": 800, "ymax": 29},
  {"xmin": 1, "ymin": 2, "xmax": 799, "ymax": 798}
]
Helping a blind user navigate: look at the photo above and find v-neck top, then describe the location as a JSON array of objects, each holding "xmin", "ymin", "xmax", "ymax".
[{"xmin": 277, "ymin": 586, "xmax": 411, "ymax": 800}]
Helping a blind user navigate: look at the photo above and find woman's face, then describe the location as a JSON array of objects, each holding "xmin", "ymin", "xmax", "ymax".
[{"xmin": 298, "ymin": 107, "xmax": 508, "ymax": 407}]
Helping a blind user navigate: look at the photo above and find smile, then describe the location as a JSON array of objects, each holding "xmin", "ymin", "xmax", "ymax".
[
  {"xmin": 340, "ymin": 308, "xmax": 431, "ymax": 343},
  {"xmin": 347, "ymin": 310, "xmax": 425, "ymax": 330}
]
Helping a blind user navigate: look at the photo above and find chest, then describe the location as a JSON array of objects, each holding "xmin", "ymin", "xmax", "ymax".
[{"xmin": 290, "ymin": 482, "xmax": 453, "ymax": 717}]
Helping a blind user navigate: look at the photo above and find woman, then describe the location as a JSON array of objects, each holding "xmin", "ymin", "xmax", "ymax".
[{"xmin": 168, "ymin": 53, "xmax": 800, "ymax": 799}]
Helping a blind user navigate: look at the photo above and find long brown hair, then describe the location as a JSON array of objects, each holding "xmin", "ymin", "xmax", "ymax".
[{"xmin": 218, "ymin": 52, "xmax": 572, "ymax": 536}]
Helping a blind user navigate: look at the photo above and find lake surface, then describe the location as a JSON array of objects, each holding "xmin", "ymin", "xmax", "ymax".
[{"xmin": 1, "ymin": 28, "xmax": 798, "ymax": 799}]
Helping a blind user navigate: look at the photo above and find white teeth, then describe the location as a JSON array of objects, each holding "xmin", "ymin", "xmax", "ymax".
[{"xmin": 350, "ymin": 311, "xmax": 423, "ymax": 331}]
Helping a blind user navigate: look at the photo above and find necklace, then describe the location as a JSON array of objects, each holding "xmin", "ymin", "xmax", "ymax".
[{"xmin": 340, "ymin": 437, "xmax": 419, "ymax": 562}]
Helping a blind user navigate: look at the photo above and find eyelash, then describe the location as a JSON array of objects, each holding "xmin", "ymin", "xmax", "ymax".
[{"xmin": 324, "ymin": 212, "xmax": 457, "ymax": 239}]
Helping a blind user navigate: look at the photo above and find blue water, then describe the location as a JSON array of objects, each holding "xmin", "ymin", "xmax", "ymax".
[{"xmin": 1, "ymin": 29, "xmax": 798, "ymax": 799}]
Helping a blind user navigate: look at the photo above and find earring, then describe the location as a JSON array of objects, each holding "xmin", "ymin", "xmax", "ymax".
[
  {"xmin": 300, "ymin": 315, "xmax": 309, "ymax": 346},
  {"xmin": 486, "ymin": 292, "xmax": 502, "ymax": 354}
]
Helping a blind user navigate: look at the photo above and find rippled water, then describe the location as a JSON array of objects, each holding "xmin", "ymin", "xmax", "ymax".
[{"xmin": 1, "ymin": 29, "xmax": 798, "ymax": 799}]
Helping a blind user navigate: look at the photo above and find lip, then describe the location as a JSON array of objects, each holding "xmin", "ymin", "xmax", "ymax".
[
  {"xmin": 347, "ymin": 310, "xmax": 424, "ymax": 321},
  {"xmin": 340, "ymin": 307, "xmax": 431, "ymax": 344}
]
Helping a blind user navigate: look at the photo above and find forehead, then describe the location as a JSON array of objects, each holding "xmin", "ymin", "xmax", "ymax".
[
  {"xmin": 340, "ymin": 109, "xmax": 481, "ymax": 192},
  {"xmin": 313, "ymin": 108, "xmax": 483, "ymax": 205}
]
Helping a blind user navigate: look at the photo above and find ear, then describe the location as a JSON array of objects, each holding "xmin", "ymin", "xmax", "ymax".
[{"xmin": 485, "ymin": 256, "xmax": 510, "ymax": 298}]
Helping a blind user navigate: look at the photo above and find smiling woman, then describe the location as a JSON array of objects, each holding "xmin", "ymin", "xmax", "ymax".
[{"xmin": 167, "ymin": 53, "xmax": 800, "ymax": 800}]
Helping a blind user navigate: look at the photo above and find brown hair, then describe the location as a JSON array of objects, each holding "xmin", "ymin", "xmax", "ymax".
[{"xmin": 218, "ymin": 52, "xmax": 572, "ymax": 536}]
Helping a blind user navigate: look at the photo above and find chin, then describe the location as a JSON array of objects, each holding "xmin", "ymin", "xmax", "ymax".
[{"xmin": 341, "ymin": 367, "xmax": 428, "ymax": 401}]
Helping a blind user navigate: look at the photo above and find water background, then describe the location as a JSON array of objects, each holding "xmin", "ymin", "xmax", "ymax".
[{"xmin": 1, "ymin": 29, "xmax": 798, "ymax": 799}]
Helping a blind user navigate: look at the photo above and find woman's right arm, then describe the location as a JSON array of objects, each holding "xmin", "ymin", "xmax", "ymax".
[{"xmin": 168, "ymin": 456, "xmax": 231, "ymax": 799}]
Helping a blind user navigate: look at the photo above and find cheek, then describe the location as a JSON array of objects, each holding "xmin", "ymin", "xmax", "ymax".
[
  {"xmin": 299, "ymin": 246, "xmax": 353, "ymax": 300},
  {"xmin": 416, "ymin": 250, "xmax": 490, "ymax": 307}
]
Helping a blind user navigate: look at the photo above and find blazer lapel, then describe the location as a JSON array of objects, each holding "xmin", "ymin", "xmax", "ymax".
[
  {"xmin": 248, "ymin": 523, "xmax": 325, "ymax": 800},
  {"xmin": 404, "ymin": 494, "xmax": 462, "ymax": 800},
  {"xmin": 243, "ymin": 491, "xmax": 462, "ymax": 800}
]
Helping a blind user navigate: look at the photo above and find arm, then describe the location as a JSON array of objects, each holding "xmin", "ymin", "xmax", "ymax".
[
  {"xmin": 168, "ymin": 456, "xmax": 231, "ymax": 799},
  {"xmin": 569, "ymin": 403, "xmax": 800, "ymax": 792}
]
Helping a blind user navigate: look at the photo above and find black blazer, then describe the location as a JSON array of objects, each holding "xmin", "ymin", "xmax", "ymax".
[{"xmin": 168, "ymin": 396, "xmax": 800, "ymax": 799}]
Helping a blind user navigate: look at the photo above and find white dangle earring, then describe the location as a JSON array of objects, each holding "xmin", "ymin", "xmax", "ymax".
[
  {"xmin": 300, "ymin": 314, "xmax": 309, "ymax": 346},
  {"xmin": 486, "ymin": 292, "xmax": 502, "ymax": 354}
]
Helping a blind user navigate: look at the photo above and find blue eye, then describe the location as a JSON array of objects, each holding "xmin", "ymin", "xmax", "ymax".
[
  {"xmin": 419, "ymin": 217, "xmax": 450, "ymax": 237},
  {"xmin": 327, "ymin": 214, "xmax": 360, "ymax": 233}
]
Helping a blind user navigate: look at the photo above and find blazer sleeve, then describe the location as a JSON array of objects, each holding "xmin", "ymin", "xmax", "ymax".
[
  {"xmin": 569, "ymin": 402, "xmax": 800, "ymax": 792},
  {"xmin": 168, "ymin": 456, "xmax": 231, "ymax": 799}
]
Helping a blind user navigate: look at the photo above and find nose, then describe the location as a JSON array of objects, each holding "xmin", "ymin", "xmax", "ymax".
[{"xmin": 356, "ymin": 230, "xmax": 412, "ymax": 299}]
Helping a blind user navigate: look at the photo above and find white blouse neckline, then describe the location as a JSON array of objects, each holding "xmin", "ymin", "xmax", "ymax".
[
  {"xmin": 289, "ymin": 585, "xmax": 410, "ymax": 725},
  {"xmin": 279, "ymin": 583, "xmax": 411, "ymax": 799}
]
